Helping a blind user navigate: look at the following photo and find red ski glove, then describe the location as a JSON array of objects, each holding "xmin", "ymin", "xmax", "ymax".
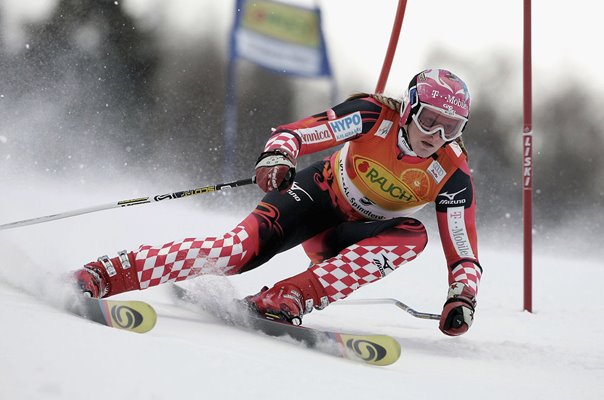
[
  {"xmin": 439, "ymin": 282, "xmax": 476, "ymax": 336},
  {"xmin": 254, "ymin": 149, "xmax": 296, "ymax": 193}
]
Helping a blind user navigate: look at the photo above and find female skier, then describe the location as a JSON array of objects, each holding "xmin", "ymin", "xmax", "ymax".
[{"xmin": 74, "ymin": 68, "xmax": 482, "ymax": 336}]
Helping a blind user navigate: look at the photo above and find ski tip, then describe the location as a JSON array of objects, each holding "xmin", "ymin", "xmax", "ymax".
[
  {"xmin": 340, "ymin": 334, "xmax": 401, "ymax": 366},
  {"xmin": 104, "ymin": 300, "xmax": 157, "ymax": 334}
]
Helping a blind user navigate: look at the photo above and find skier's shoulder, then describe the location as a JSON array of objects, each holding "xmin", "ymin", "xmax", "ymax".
[
  {"xmin": 332, "ymin": 93, "xmax": 398, "ymax": 118},
  {"xmin": 437, "ymin": 141, "xmax": 470, "ymax": 172}
]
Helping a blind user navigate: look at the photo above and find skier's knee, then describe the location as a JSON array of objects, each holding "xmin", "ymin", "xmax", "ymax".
[
  {"xmin": 394, "ymin": 218, "xmax": 428, "ymax": 254},
  {"xmin": 377, "ymin": 218, "xmax": 428, "ymax": 255}
]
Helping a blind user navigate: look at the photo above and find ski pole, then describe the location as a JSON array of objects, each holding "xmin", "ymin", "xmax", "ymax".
[
  {"xmin": 333, "ymin": 298, "xmax": 441, "ymax": 320},
  {"xmin": 0, "ymin": 177, "xmax": 255, "ymax": 231}
]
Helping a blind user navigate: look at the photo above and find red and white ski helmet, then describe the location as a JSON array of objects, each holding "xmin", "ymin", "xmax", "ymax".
[{"xmin": 400, "ymin": 68, "xmax": 471, "ymax": 127}]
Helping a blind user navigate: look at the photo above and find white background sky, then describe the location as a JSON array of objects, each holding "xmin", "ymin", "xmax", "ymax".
[
  {"xmin": 2, "ymin": 0, "xmax": 602, "ymax": 98},
  {"xmin": 131, "ymin": 0, "xmax": 604, "ymax": 101}
]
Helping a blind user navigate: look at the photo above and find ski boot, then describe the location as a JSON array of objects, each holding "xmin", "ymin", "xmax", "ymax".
[
  {"xmin": 72, "ymin": 251, "xmax": 140, "ymax": 298},
  {"xmin": 245, "ymin": 269, "xmax": 329, "ymax": 325},
  {"xmin": 74, "ymin": 265, "xmax": 107, "ymax": 298}
]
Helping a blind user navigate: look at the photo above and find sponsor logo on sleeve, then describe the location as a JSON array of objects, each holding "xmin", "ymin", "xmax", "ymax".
[
  {"xmin": 447, "ymin": 206, "xmax": 475, "ymax": 258},
  {"xmin": 329, "ymin": 111, "xmax": 363, "ymax": 141},
  {"xmin": 296, "ymin": 124, "xmax": 333, "ymax": 144},
  {"xmin": 437, "ymin": 188, "xmax": 468, "ymax": 206},
  {"xmin": 374, "ymin": 119, "xmax": 393, "ymax": 138},
  {"xmin": 435, "ymin": 169, "xmax": 473, "ymax": 212}
]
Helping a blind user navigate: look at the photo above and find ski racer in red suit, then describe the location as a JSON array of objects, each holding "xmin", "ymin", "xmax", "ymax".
[{"xmin": 74, "ymin": 68, "xmax": 482, "ymax": 336}]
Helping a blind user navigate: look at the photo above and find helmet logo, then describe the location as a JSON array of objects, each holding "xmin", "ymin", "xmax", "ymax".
[
  {"xmin": 403, "ymin": 69, "xmax": 470, "ymax": 123},
  {"xmin": 442, "ymin": 103, "xmax": 455, "ymax": 115},
  {"xmin": 446, "ymin": 94, "xmax": 468, "ymax": 110}
]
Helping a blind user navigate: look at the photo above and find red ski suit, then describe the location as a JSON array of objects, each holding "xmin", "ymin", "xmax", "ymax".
[{"xmin": 96, "ymin": 96, "xmax": 482, "ymax": 303}]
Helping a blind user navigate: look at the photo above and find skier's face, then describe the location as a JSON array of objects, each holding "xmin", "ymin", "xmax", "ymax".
[{"xmin": 407, "ymin": 119, "xmax": 446, "ymax": 158}]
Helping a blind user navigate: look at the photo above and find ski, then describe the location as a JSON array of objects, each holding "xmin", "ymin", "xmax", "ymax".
[
  {"xmin": 243, "ymin": 313, "xmax": 401, "ymax": 366},
  {"xmin": 66, "ymin": 294, "xmax": 157, "ymax": 334},
  {"xmin": 172, "ymin": 285, "xmax": 401, "ymax": 366}
]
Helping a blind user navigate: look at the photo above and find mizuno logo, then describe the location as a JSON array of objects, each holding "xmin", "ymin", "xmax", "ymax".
[
  {"xmin": 438, "ymin": 188, "xmax": 467, "ymax": 201},
  {"xmin": 373, "ymin": 254, "xmax": 395, "ymax": 277},
  {"xmin": 288, "ymin": 182, "xmax": 314, "ymax": 202}
]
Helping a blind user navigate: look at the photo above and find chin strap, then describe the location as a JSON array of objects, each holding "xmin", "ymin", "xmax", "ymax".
[{"xmin": 397, "ymin": 126, "xmax": 417, "ymax": 158}]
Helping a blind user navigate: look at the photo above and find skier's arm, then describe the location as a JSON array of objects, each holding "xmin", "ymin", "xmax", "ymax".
[
  {"xmin": 435, "ymin": 165, "xmax": 483, "ymax": 336},
  {"xmin": 255, "ymin": 97, "xmax": 385, "ymax": 192}
]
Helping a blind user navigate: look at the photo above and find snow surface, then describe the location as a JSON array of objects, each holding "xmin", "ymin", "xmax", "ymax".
[{"xmin": 1, "ymin": 180, "xmax": 603, "ymax": 400}]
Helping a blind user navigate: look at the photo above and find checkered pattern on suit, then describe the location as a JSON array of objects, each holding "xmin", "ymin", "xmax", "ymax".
[
  {"xmin": 135, "ymin": 226, "xmax": 250, "ymax": 289},
  {"xmin": 310, "ymin": 243, "xmax": 422, "ymax": 302},
  {"xmin": 264, "ymin": 131, "xmax": 300, "ymax": 158},
  {"xmin": 451, "ymin": 262, "xmax": 482, "ymax": 295}
]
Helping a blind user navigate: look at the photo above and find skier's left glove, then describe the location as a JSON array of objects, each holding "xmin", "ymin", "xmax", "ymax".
[
  {"xmin": 254, "ymin": 149, "xmax": 296, "ymax": 193},
  {"xmin": 439, "ymin": 282, "xmax": 476, "ymax": 336}
]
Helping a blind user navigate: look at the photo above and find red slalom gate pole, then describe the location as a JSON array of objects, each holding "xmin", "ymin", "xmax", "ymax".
[
  {"xmin": 375, "ymin": 0, "xmax": 408, "ymax": 94},
  {"xmin": 523, "ymin": 0, "xmax": 533, "ymax": 313}
]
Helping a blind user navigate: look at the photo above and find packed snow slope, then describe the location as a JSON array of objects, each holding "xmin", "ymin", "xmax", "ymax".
[{"xmin": 1, "ymin": 181, "xmax": 603, "ymax": 400}]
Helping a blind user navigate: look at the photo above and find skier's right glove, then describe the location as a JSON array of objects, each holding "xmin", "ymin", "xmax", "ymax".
[
  {"xmin": 439, "ymin": 282, "xmax": 476, "ymax": 336},
  {"xmin": 254, "ymin": 149, "xmax": 296, "ymax": 193}
]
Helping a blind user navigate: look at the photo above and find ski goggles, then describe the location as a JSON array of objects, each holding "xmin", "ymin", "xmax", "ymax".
[{"xmin": 412, "ymin": 103, "xmax": 468, "ymax": 141}]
